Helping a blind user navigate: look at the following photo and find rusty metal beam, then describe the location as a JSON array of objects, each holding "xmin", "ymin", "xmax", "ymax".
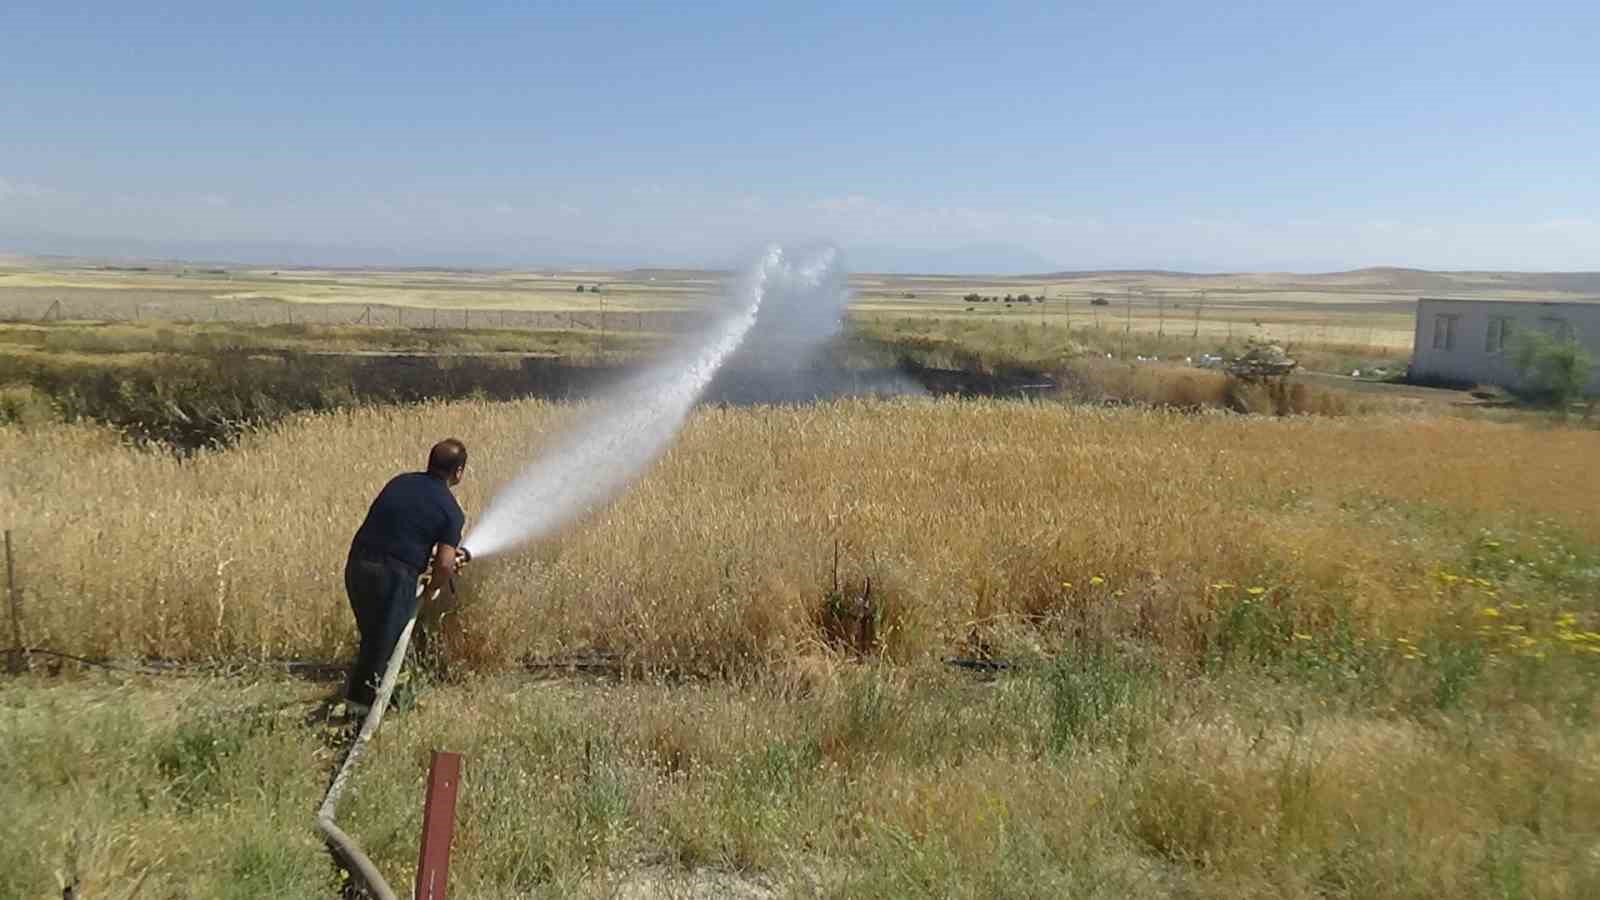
[{"xmin": 415, "ymin": 751, "xmax": 463, "ymax": 900}]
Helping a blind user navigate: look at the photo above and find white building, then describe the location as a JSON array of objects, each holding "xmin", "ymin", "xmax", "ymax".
[{"xmin": 1411, "ymin": 298, "xmax": 1600, "ymax": 392}]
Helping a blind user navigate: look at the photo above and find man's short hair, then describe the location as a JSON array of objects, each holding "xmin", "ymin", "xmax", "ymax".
[{"xmin": 428, "ymin": 438, "xmax": 468, "ymax": 476}]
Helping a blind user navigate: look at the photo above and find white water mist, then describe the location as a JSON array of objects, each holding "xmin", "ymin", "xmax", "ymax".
[{"xmin": 464, "ymin": 245, "xmax": 846, "ymax": 558}]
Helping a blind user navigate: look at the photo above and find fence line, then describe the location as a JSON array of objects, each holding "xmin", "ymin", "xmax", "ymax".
[{"xmin": 0, "ymin": 294, "xmax": 716, "ymax": 336}]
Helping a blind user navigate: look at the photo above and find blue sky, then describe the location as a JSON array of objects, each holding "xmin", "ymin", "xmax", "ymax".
[{"xmin": 2, "ymin": 1, "xmax": 1597, "ymax": 271}]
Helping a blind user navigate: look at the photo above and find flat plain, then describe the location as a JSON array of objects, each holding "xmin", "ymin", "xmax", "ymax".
[{"xmin": 6, "ymin": 257, "xmax": 1598, "ymax": 349}]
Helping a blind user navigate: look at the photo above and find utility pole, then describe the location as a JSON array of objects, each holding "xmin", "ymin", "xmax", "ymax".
[{"xmin": 1123, "ymin": 290, "xmax": 1132, "ymax": 360}]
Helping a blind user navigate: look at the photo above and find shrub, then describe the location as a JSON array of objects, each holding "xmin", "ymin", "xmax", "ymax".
[
  {"xmin": 0, "ymin": 384, "xmax": 55, "ymax": 426},
  {"xmin": 1514, "ymin": 330, "xmax": 1594, "ymax": 411}
]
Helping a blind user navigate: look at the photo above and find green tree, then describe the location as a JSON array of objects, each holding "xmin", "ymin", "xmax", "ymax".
[{"xmin": 1514, "ymin": 330, "xmax": 1595, "ymax": 413}]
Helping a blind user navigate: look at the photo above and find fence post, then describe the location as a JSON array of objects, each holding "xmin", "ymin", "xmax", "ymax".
[
  {"xmin": 1122, "ymin": 291, "xmax": 1132, "ymax": 359},
  {"xmin": 5, "ymin": 530, "xmax": 23, "ymax": 673},
  {"xmin": 415, "ymin": 751, "xmax": 463, "ymax": 900}
]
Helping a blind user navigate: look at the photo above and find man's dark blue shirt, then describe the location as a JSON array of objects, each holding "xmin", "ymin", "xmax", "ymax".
[{"xmin": 350, "ymin": 472, "xmax": 465, "ymax": 572}]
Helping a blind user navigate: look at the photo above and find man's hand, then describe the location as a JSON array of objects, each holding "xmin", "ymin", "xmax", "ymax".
[{"xmin": 428, "ymin": 544, "xmax": 462, "ymax": 593}]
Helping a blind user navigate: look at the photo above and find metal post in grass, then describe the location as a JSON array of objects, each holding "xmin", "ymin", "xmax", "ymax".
[
  {"xmin": 415, "ymin": 751, "xmax": 463, "ymax": 900},
  {"xmin": 5, "ymin": 530, "xmax": 23, "ymax": 673},
  {"xmin": 1123, "ymin": 290, "xmax": 1132, "ymax": 360}
]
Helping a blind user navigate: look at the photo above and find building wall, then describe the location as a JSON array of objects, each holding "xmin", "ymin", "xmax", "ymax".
[{"xmin": 1411, "ymin": 298, "xmax": 1600, "ymax": 391}]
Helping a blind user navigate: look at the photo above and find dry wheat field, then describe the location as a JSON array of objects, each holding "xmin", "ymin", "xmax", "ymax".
[{"xmin": 5, "ymin": 395, "xmax": 1600, "ymax": 897}]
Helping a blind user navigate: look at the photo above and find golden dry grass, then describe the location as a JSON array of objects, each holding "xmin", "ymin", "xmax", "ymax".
[
  {"xmin": 5, "ymin": 398, "xmax": 1597, "ymax": 671},
  {"xmin": 7, "ymin": 397, "xmax": 1600, "ymax": 898}
]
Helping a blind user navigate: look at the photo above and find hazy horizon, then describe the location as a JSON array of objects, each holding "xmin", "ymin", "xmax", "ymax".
[
  {"xmin": 7, "ymin": 233, "xmax": 1600, "ymax": 279},
  {"xmin": 4, "ymin": 2, "xmax": 1597, "ymax": 273}
]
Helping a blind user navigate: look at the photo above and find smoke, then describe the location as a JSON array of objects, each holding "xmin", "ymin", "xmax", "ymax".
[{"xmin": 463, "ymin": 244, "xmax": 847, "ymax": 558}]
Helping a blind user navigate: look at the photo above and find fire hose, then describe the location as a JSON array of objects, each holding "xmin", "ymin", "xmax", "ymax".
[{"xmin": 315, "ymin": 545, "xmax": 469, "ymax": 900}]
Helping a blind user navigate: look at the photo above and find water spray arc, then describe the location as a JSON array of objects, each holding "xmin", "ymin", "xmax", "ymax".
[{"xmin": 464, "ymin": 245, "xmax": 846, "ymax": 559}]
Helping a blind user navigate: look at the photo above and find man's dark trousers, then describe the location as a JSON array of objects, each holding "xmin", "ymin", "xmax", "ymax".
[{"xmin": 344, "ymin": 554, "xmax": 421, "ymax": 706}]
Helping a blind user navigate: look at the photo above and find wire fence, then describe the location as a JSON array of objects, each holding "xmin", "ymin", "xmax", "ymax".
[
  {"xmin": 0, "ymin": 288, "xmax": 1415, "ymax": 354},
  {"xmin": 0, "ymin": 291, "xmax": 717, "ymax": 335}
]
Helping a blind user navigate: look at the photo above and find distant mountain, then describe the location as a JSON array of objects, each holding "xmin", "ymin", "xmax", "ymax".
[
  {"xmin": 1333, "ymin": 267, "xmax": 1600, "ymax": 295},
  {"xmin": 843, "ymin": 243, "xmax": 1063, "ymax": 276},
  {"xmin": 0, "ymin": 230, "xmax": 649, "ymax": 270}
]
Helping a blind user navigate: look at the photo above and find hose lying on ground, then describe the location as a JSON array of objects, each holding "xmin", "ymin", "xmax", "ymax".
[{"xmin": 315, "ymin": 575, "xmax": 435, "ymax": 900}]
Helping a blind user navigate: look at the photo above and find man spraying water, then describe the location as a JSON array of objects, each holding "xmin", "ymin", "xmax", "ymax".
[
  {"xmin": 315, "ymin": 248, "xmax": 847, "ymax": 897},
  {"xmin": 342, "ymin": 438, "xmax": 472, "ymax": 715}
]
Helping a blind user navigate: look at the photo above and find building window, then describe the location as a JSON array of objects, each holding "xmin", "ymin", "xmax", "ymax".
[
  {"xmin": 1486, "ymin": 316, "xmax": 1514, "ymax": 353},
  {"xmin": 1432, "ymin": 314, "xmax": 1458, "ymax": 351}
]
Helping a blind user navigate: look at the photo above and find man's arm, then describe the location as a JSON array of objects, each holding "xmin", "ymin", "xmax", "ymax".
[
  {"xmin": 428, "ymin": 544, "xmax": 460, "ymax": 593},
  {"xmin": 429, "ymin": 495, "xmax": 468, "ymax": 593}
]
